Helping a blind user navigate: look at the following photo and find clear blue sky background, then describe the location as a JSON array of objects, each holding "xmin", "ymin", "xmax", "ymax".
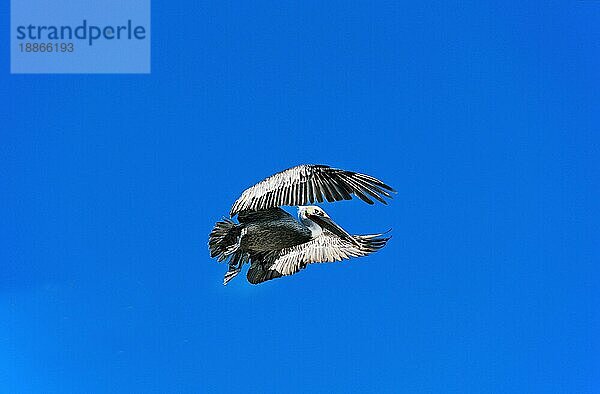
[{"xmin": 1, "ymin": 2, "xmax": 598, "ymax": 392}]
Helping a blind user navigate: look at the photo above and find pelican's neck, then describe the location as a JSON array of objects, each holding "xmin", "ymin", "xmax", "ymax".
[{"xmin": 300, "ymin": 216, "xmax": 322, "ymax": 239}]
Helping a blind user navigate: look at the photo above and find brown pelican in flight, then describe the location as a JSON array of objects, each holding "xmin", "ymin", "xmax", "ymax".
[{"xmin": 208, "ymin": 164, "xmax": 395, "ymax": 285}]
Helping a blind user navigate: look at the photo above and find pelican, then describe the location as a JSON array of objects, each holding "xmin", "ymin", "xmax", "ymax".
[{"xmin": 208, "ymin": 164, "xmax": 395, "ymax": 285}]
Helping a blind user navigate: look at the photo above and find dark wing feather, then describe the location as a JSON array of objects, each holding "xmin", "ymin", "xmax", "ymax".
[
  {"xmin": 237, "ymin": 207, "xmax": 293, "ymax": 223},
  {"xmin": 246, "ymin": 232, "xmax": 390, "ymax": 284},
  {"xmin": 230, "ymin": 165, "xmax": 396, "ymax": 216}
]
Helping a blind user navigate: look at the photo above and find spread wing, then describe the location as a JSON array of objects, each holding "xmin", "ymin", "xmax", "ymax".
[
  {"xmin": 246, "ymin": 232, "xmax": 390, "ymax": 284},
  {"xmin": 230, "ymin": 165, "xmax": 396, "ymax": 216}
]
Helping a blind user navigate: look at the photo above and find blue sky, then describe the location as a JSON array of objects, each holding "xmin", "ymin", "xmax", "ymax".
[{"xmin": 1, "ymin": 1, "xmax": 598, "ymax": 392}]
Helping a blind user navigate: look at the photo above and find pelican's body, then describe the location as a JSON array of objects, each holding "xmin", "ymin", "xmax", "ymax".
[
  {"xmin": 237, "ymin": 208, "xmax": 312, "ymax": 252},
  {"xmin": 208, "ymin": 164, "xmax": 395, "ymax": 284}
]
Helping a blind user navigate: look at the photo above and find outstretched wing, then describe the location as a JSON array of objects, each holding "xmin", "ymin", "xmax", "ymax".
[
  {"xmin": 230, "ymin": 164, "xmax": 396, "ymax": 216},
  {"xmin": 246, "ymin": 232, "xmax": 390, "ymax": 284}
]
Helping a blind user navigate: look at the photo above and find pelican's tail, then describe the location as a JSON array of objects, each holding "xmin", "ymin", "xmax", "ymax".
[{"xmin": 208, "ymin": 219, "xmax": 242, "ymax": 262}]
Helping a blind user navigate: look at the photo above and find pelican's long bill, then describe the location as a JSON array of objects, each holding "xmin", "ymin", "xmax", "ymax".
[{"xmin": 308, "ymin": 214, "xmax": 360, "ymax": 247}]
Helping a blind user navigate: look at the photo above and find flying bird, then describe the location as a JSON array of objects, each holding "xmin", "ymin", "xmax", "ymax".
[{"xmin": 208, "ymin": 164, "xmax": 395, "ymax": 285}]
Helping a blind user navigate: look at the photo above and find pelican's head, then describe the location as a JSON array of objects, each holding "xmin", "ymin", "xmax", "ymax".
[
  {"xmin": 298, "ymin": 205, "xmax": 358, "ymax": 246},
  {"xmin": 298, "ymin": 205, "xmax": 328, "ymax": 220}
]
